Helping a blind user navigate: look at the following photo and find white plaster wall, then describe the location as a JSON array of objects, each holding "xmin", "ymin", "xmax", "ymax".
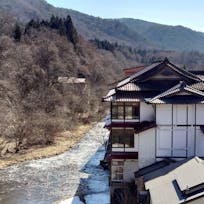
[
  {"xmin": 173, "ymin": 105, "xmax": 187, "ymax": 125},
  {"xmin": 156, "ymin": 126, "xmax": 172, "ymax": 157},
  {"xmin": 196, "ymin": 127, "xmax": 204, "ymax": 157},
  {"xmin": 196, "ymin": 104, "xmax": 204, "ymax": 124},
  {"xmin": 112, "ymin": 134, "xmax": 138, "ymax": 152},
  {"xmin": 187, "ymin": 126, "xmax": 195, "ymax": 157},
  {"xmin": 188, "ymin": 104, "xmax": 195, "ymax": 125},
  {"xmin": 172, "ymin": 127, "xmax": 186, "ymax": 157},
  {"xmin": 156, "ymin": 104, "xmax": 198, "ymax": 158},
  {"xmin": 140, "ymin": 102, "xmax": 155, "ymax": 122},
  {"xmin": 157, "ymin": 104, "xmax": 196, "ymax": 125},
  {"xmin": 156, "ymin": 104, "xmax": 172, "ymax": 125},
  {"xmin": 157, "ymin": 126, "xmax": 194, "ymax": 157},
  {"xmin": 123, "ymin": 159, "xmax": 139, "ymax": 182},
  {"xmin": 138, "ymin": 128, "xmax": 156, "ymax": 169}
]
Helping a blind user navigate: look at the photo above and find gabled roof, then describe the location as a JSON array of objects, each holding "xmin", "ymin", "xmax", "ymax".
[
  {"xmin": 146, "ymin": 81, "xmax": 204, "ymax": 104},
  {"xmin": 117, "ymin": 58, "xmax": 201, "ymax": 89},
  {"xmin": 117, "ymin": 61, "xmax": 161, "ymax": 88}
]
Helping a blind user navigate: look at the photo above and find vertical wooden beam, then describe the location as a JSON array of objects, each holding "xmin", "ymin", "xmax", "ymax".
[
  {"xmin": 194, "ymin": 104, "xmax": 197, "ymax": 156},
  {"xmin": 171, "ymin": 104, "xmax": 173, "ymax": 157},
  {"xmin": 123, "ymin": 102, "xmax": 125, "ymax": 121},
  {"xmin": 111, "ymin": 102, "xmax": 112, "ymax": 120},
  {"xmin": 110, "ymin": 102, "xmax": 112, "ymax": 149},
  {"xmin": 186, "ymin": 105, "xmax": 188, "ymax": 158},
  {"xmin": 123, "ymin": 102, "xmax": 125, "ymax": 152},
  {"xmin": 155, "ymin": 105, "xmax": 157, "ymax": 160}
]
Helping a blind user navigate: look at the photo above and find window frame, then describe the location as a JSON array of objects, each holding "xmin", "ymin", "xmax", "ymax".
[
  {"xmin": 111, "ymin": 160, "xmax": 124, "ymax": 181},
  {"xmin": 111, "ymin": 102, "xmax": 140, "ymax": 120},
  {"xmin": 111, "ymin": 128, "xmax": 135, "ymax": 148}
]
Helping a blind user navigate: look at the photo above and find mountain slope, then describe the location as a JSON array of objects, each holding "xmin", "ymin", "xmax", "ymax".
[
  {"xmin": 0, "ymin": 0, "xmax": 154, "ymax": 49},
  {"xmin": 119, "ymin": 18, "xmax": 204, "ymax": 52},
  {"xmin": 2, "ymin": 0, "xmax": 204, "ymax": 52}
]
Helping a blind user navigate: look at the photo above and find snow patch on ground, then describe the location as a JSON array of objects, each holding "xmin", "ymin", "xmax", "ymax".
[
  {"xmin": 85, "ymin": 193, "xmax": 110, "ymax": 204},
  {"xmin": 59, "ymin": 196, "xmax": 84, "ymax": 204}
]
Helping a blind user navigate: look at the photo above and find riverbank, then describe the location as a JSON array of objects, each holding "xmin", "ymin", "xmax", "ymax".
[{"xmin": 0, "ymin": 122, "xmax": 95, "ymax": 169}]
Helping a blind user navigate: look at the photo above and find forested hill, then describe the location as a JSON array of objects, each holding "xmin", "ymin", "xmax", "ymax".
[
  {"xmin": 0, "ymin": 13, "xmax": 154, "ymax": 151},
  {"xmin": 1, "ymin": 0, "xmax": 204, "ymax": 52}
]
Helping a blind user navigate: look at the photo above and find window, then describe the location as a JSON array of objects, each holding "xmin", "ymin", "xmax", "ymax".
[
  {"xmin": 111, "ymin": 160, "xmax": 124, "ymax": 181},
  {"xmin": 118, "ymin": 106, "xmax": 124, "ymax": 119},
  {"xmin": 112, "ymin": 134, "xmax": 124, "ymax": 148},
  {"xmin": 112, "ymin": 105, "xmax": 118, "ymax": 119},
  {"xmin": 125, "ymin": 106, "xmax": 132, "ymax": 119},
  {"xmin": 124, "ymin": 129, "xmax": 135, "ymax": 148},
  {"xmin": 125, "ymin": 103, "xmax": 140, "ymax": 119},
  {"xmin": 132, "ymin": 104, "xmax": 140, "ymax": 119},
  {"xmin": 111, "ymin": 128, "xmax": 134, "ymax": 148},
  {"xmin": 112, "ymin": 103, "xmax": 140, "ymax": 120},
  {"xmin": 112, "ymin": 104, "xmax": 124, "ymax": 119}
]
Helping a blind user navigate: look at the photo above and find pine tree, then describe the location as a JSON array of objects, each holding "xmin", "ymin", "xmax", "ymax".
[
  {"xmin": 14, "ymin": 23, "xmax": 22, "ymax": 42},
  {"xmin": 59, "ymin": 19, "xmax": 66, "ymax": 36},
  {"xmin": 64, "ymin": 15, "xmax": 78, "ymax": 45}
]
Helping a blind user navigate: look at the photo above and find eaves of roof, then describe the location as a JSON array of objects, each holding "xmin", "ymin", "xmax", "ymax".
[{"xmin": 146, "ymin": 81, "xmax": 204, "ymax": 104}]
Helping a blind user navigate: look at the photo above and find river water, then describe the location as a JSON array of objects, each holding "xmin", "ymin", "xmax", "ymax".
[{"xmin": 0, "ymin": 123, "xmax": 109, "ymax": 204}]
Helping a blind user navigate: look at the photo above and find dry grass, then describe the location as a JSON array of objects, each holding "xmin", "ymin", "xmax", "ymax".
[{"xmin": 0, "ymin": 123, "xmax": 95, "ymax": 169}]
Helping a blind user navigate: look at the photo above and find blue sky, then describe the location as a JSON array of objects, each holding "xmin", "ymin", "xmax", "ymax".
[{"xmin": 46, "ymin": 0, "xmax": 204, "ymax": 32}]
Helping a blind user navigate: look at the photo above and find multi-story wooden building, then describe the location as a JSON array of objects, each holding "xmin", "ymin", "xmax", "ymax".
[{"xmin": 102, "ymin": 58, "xmax": 204, "ymax": 203}]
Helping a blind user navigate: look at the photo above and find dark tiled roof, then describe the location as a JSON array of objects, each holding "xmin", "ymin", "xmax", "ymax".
[
  {"xmin": 145, "ymin": 97, "xmax": 204, "ymax": 104},
  {"xmin": 135, "ymin": 159, "xmax": 173, "ymax": 178},
  {"xmin": 117, "ymin": 83, "xmax": 141, "ymax": 91},
  {"xmin": 190, "ymin": 82, "xmax": 204, "ymax": 91},
  {"xmin": 146, "ymin": 81, "xmax": 204, "ymax": 104},
  {"xmin": 103, "ymin": 91, "xmax": 157, "ymax": 102},
  {"xmin": 103, "ymin": 91, "xmax": 141, "ymax": 102},
  {"xmin": 167, "ymin": 61, "xmax": 201, "ymax": 82},
  {"xmin": 117, "ymin": 62, "xmax": 161, "ymax": 88}
]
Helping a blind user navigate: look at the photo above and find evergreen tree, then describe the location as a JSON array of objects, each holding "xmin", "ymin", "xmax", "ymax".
[
  {"xmin": 59, "ymin": 19, "xmax": 66, "ymax": 36},
  {"xmin": 64, "ymin": 15, "xmax": 78, "ymax": 45},
  {"xmin": 14, "ymin": 23, "xmax": 22, "ymax": 42},
  {"xmin": 50, "ymin": 15, "xmax": 60, "ymax": 29}
]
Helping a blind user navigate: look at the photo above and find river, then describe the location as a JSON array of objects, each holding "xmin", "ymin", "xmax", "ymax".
[{"xmin": 0, "ymin": 122, "xmax": 109, "ymax": 204}]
